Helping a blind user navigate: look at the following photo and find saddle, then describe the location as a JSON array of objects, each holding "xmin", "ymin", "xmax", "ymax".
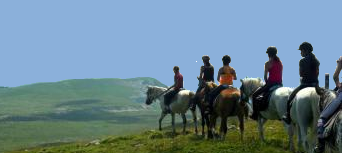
[
  {"xmin": 254, "ymin": 85, "xmax": 282, "ymax": 111},
  {"xmin": 323, "ymin": 111, "xmax": 340, "ymax": 139},
  {"xmin": 322, "ymin": 104, "xmax": 342, "ymax": 140}
]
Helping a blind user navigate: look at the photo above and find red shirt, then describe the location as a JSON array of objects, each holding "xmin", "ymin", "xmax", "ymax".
[
  {"xmin": 174, "ymin": 72, "xmax": 183, "ymax": 90},
  {"xmin": 268, "ymin": 59, "xmax": 283, "ymax": 84}
]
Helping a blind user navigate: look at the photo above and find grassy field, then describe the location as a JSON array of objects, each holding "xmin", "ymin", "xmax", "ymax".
[{"xmin": 7, "ymin": 119, "xmax": 294, "ymax": 153}]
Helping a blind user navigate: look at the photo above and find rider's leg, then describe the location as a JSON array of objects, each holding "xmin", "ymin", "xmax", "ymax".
[
  {"xmin": 164, "ymin": 89, "xmax": 175, "ymax": 112},
  {"xmin": 320, "ymin": 91, "xmax": 342, "ymax": 121},
  {"xmin": 206, "ymin": 85, "xmax": 223, "ymax": 113},
  {"xmin": 250, "ymin": 84, "xmax": 271, "ymax": 120},
  {"xmin": 282, "ymin": 84, "xmax": 308, "ymax": 124},
  {"xmin": 191, "ymin": 86, "xmax": 203, "ymax": 111}
]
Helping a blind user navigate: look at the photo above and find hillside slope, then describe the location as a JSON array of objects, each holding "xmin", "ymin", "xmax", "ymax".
[{"xmin": 0, "ymin": 77, "xmax": 168, "ymax": 153}]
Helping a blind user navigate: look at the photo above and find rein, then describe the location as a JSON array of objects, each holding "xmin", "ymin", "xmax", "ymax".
[{"xmin": 148, "ymin": 88, "xmax": 171, "ymax": 101}]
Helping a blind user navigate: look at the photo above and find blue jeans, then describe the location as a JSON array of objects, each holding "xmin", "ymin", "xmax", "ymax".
[{"xmin": 320, "ymin": 90, "xmax": 342, "ymax": 120}]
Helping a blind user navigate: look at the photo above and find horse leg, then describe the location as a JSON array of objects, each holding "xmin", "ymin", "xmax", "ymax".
[
  {"xmin": 201, "ymin": 111, "xmax": 205, "ymax": 136},
  {"xmin": 299, "ymin": 126, "xmax": 310, "ymax": 153},
  {"xmin": 296, "ymin": 124, "xmax": 303, "ymax": 152},
  {"xmin": 181, "ymin": 113, "xmax": 187, "ymax": 134},
  {"xmin": 205, "ymin": 113, "xmax": 211, "ymax": 139},
  {"xmin": 210, "ymin": 115, "xmax": 218, "ymax": 139},
  {"xmin": 284, "ymin": 123, "xmax": 295, "ymax": 152},
  {"xmin": 220, "ymin": 116, "xmax": 228, "ymax": 141},
  {"xmin": 171, "ymin": 113, "xmax": 176, "ymax": 135},
  {"xmin": 238, "ymin": 114, "xmax": 245, "ymax": 142},
  {"xmin": 159, "ymin": 112, "xmax": 167, "ymax": 131},
  {"xmin": 257, "ymin": 117, "xmax": 267, "ymax": 141},
  {"xmin": 191, "ymin": 109, "xmax": 198, "ymax": 135}
]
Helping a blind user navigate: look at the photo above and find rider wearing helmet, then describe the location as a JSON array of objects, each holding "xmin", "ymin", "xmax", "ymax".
[
  {"xmin": 282, "ymin": 42, "xmax": 322, "ymax": 124},
  {"xmin": 206, "ymin": 55, "xmax": 236, "ymax": 114},
  {"xmin": 251, "ymin": 46, "xmax": 283, "ymax": 120}
]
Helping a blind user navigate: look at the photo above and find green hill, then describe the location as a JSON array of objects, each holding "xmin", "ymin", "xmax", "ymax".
[
  {"xmin": 7, "ymin": 120, "xmax": 293, "ymax": 153},
  {"xmin": 0, "ymin": 77, "xmax": 168, "ymax": 153}
]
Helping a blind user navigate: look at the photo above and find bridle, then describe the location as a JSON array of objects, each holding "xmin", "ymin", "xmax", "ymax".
[{"xmin": 147, "ymin": 88, "xmax": 170, "ymax": 103}]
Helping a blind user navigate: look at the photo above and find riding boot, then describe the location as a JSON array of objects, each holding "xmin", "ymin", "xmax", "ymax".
[
  {"xmin": 314, "ymin": 138, "xmax": 325, "ymax": 153},
  {"xmin": 282, "ymin": 112, "xmax": 292, "ymax": 124}
]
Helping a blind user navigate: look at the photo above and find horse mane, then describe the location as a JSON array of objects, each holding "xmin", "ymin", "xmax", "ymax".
[
  {"xmin": 206, "ymin": 81, "xmax": 218, "ymax": 89},
  {"xmin": 240, "ymin": 77, "xmax": 264, "ymax": 96},
  {"xmin": 319, "ymin": 89, "xmax": 338, "ymax": 111}
]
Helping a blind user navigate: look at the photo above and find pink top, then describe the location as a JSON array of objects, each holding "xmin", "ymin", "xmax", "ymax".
[{"xmin": 268, "ymin": 59, "xmax": 283, "ymax": 84}]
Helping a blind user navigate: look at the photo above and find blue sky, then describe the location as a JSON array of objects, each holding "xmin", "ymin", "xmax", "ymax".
[{"xmin": 0, "ymin": 1, "xmax": 341, "ymax": 91}]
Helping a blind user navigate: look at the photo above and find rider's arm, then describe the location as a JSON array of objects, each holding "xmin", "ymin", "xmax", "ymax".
[
  {"xmin": 199, "ymin": 66, "xmax": 204, "ymax": 79},
  {"xmin": 264, "ymin": 61, "xmax": 270, "ymax": 83},
  {"xmin": 333, "ymin": 57, "xmax": 342, "ymax": 89},
  {"xmin": 217, "ymin": 67, "xmax": 223, "ymax": 82},
  {"xmin": 232, "ymin": 68, "xmax": 237, "ymax": 80},
  {"xmin": 316, "ymin": 60, "xmax": 320, "ymax": 77},
  {"xmin": 299, "ymin": 59, "xmax": 304, "ymax": 77}
]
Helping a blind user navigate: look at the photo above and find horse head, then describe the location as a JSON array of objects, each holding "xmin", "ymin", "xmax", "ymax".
[
  {"xmin": 145, "ymin": 86, "xmax": 154, "ymax": 105},
  {"xmin": 239, "ymin": 77, "xmax": 264, "ymax": 102}
]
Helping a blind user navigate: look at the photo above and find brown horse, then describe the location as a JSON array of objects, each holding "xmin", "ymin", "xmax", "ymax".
[
  {"xmin": 203, "ymin": 81, "xmax": 245, "ymax": 141},
  {"xmin": 192, "ymin": 77, "xmax": 215, "ymax": 138}
]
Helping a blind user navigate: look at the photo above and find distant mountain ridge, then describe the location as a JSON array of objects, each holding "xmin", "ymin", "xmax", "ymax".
[
  {"xmin": 0, "ymin": 77, "xmax": 168, "ymax": 152},
  {"xmin": 0, "ymin": 77, "xmax": 167, "ymax": 116}
]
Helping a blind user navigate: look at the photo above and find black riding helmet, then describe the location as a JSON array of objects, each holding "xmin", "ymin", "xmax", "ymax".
[
  {"xmin": 298, "ymin": 42, "xmax": 313, "ymax": 52},
  {"xmin": 266, "ymin": 46, "xmax": 277, "ymax": 56}
]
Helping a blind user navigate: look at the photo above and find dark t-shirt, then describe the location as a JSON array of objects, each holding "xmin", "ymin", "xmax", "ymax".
[
  {"xmin": 299, "ymin": 53, "xmax": 320, "ymax": 84},
  {"xmin": 200, "ymin": 64, "xmax": 214, "ymax": 82}
]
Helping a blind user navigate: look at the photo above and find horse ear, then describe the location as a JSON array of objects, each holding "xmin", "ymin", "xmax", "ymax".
[
  {"xmin": 240, "ymin": 79, "xmax": 243, "ymax": 83},
  {"xmin": 146, "ymin": 86, "xmax": 152, "ymax": 91}
]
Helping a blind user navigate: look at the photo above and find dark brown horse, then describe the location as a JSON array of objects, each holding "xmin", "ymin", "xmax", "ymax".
[
  {"xmin": 203, "ymin": 81, "xmax": 245, "ymax": 141},
  {"xmin": 192, "ymin": 77, "xmax": 215, "ymax": 138}
]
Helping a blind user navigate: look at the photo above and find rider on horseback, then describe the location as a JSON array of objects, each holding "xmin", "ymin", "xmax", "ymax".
[
  {"xmin": 314, "ymin": 56, "xmax": 342, "ymax": 153},
  {"xmin": 206, "ymin": 55, "xmax": 236, "ymax": 114},
  {"xmin": 164, "ymin": 66, "xmax": 183, "ymax": 113},
  {"xmin": 250, "ymin": 46, "xmax": 283, "ymax": 120},
  {"xmin": 282, "ymin": 42, "xmax": 322, "ymax": 124},
  {"xmin": 191, "ymin": 55, "xmax": 215, "ymax": 111}
]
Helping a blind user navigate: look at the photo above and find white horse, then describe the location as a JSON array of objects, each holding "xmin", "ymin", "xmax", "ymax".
[
  {"xmin": 291, "ymin": 88, "xmax": 340, "ymax": 153},
  {"xmin": 145, "ymin": 86, "xmax": 198, "ymax": 134},
  {"xmin": 240, "ymin": 77, "xmax": 295, "ymax": 151}
]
